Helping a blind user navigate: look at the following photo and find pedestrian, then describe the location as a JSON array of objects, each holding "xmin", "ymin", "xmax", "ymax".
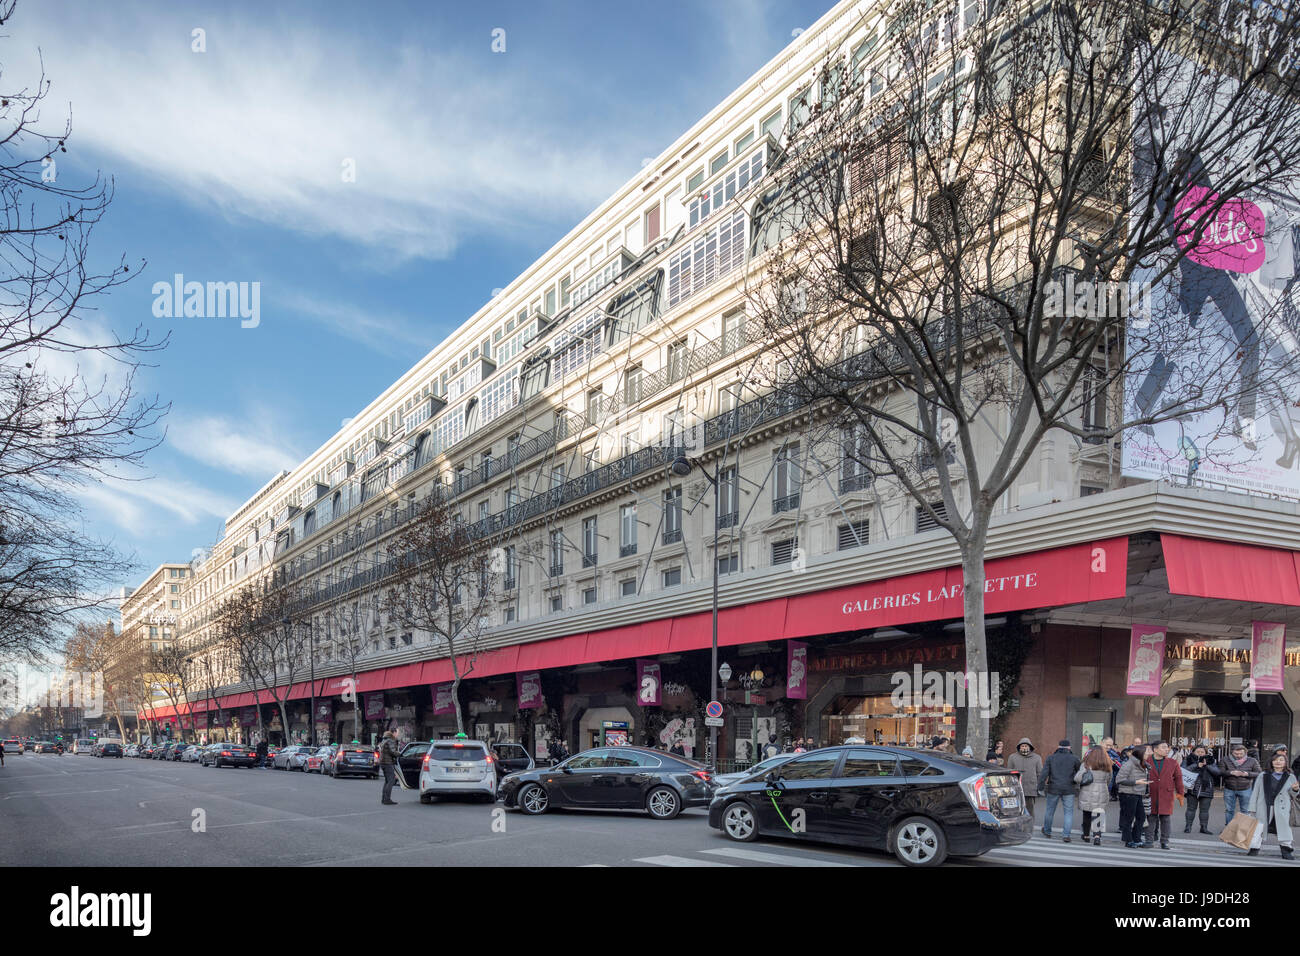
[
  {"xmin": 1220, "ymin": 743, "xmax": 1261, "ymax": 827},
  {"xmin": 1247, "ymin": 739, "xmax": 1260, "ymax": 760},
  {"xmin": 378, "ymin": 729, "xmax": 401, "ymax": 806},
  {"xmin": 669, "ymin": 740, "xmax": 686, "ymax": 757},
  {"xmin": 1104, "ymin": 737, "xmax": 1123, "ymax": 801},
  {"xmin": 1116, "ymin": 744, "xmax": 1151, "ymax": 848},
  {"xmin": 1039, "ymin": 739, "xmax": 1081, "ymax": 842},
  {"xmin": 1182, "ymin": 744, "xmax": 1218, "ymax": 834},
  {"xmin": 1077, "ymin": 745, "xmax": 1113, "ymax": 845},
  {"xmin": 256, "ymin": 737, "xmax": 268, "ymax": 769},
  {"xmin": 763, "ymin": 734, "xmax": 780, "ymax": 760},
  {"xmin": 1145, "ymin": 740, "xmax": 1185, "ymax": 850},
  {"xmin": 986, "ymin": 740, "xmax": 1005, "ymax": 765},
  {"xmin": 1245, "ymin": 749, "xmax": 1299, "ymax": 859},
  {"xmin": 1007, "ymin": 738, "xmax": 1042, "ymax": 819}
]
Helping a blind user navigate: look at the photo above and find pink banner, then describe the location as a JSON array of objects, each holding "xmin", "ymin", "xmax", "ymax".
[
  {"xmin": 364, "ymin": 694, "xmax": 385, "ymax": 720},
  {"xmin": 516, "ymin": 671, "xmax": 542, "ymax": 710},
  {"xmin": 636, "ymin": 660, "xmax": 661, "ymax": 707},
  {"xmin": 431, "ymin": 683, "xmax": 456, "ymax": 716},
  {"xmin": 1126, "ymin": 624, "xmax": 1166, "ymax": 696},
  {"xmin": 239, "ymin": 706, "xmax": 258, "ymax": 726},
  {"xmin": 1251, "ymin": 621, "xmax": 1287, "ymax": 692},
  {"xmin": 787, "ymin": 641, "xmax": 808, "ymax": 699}
]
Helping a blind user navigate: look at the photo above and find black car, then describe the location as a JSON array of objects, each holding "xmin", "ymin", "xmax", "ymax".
[
  {"xmin": 210, "ymin": 744, "xmax": 256, "ymax": 768},
  {"xmin": 707, "ymin": 745, "xmax": 1031, "ymax": 867},
  {"xmin": 99, "ymin": 743, "xmax": 123, "ymax": 758},
  {"xmin": 330, "ymin": 743, "xmax": 378, "ymax": 779},
  {"xmin": 499, "ymin": 746, "xmax": 715, "ymax": 819}
]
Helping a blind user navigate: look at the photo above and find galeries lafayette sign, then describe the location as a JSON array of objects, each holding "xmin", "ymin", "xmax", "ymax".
[{"xmin": 783, "ymin": 537, "xmax": 1128, "ymax": 638}]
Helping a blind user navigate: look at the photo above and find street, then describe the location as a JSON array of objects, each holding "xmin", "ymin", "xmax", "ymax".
[{"xmin": 1, "ymin": 754, "xmax": 1287, "ymax": 868}]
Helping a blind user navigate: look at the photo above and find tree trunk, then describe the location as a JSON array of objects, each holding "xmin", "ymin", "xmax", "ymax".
[
  {"xmin": 277, "ymin": 699, "xmax": 291, "ymax": 745},
  {"xmin": 961, "ymin": 546, "xmax": 991, "ymax": 762},
  {"xmin": 451, "ymin": 674, "xmax": 464, "ymax": 735}
]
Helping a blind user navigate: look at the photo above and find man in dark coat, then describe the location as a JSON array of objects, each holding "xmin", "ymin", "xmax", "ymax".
[
  {"xmin": 1039, "ymin": 740, "xmax": 1081, "ymax": 842},
  {"xmin": 1146, "ymin": 740, "xmax": 1185, "ymax": 849}
]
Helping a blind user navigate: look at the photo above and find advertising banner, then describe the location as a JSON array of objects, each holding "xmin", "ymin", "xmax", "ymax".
[
  {"xmin": 636, "ymin": 660, "xmax": 661, "ymax": 706},
  {"xmin": 1251, "ymin": 621, "xmax": 1287, "ymax": 692},
  {"xmin": 431, "ymin": 683, "xmax": 457, "ymax": 716},
  {"xmin": 1126, "ymin": 624, "xmax": 1167, "ymax": 696},
  {"xmin": 364, "ymin": 694, "xmax": 385, "ymax": 720},
  {"xmin": 516, "ymin": 671, "xmax": 542, "ymax": 710},
  {"xmin": 786, "ymin": 641, "xmax": 808, "ymax": 699},
  {"xmin": 239, "ymin": 707, "xmax": 257, "ymax": 727}
]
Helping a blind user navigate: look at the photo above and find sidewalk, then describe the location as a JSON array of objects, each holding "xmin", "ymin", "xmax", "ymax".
[{"xmin": 1029, "ymin": 795, "xmax": 1261, "ymax": 858}]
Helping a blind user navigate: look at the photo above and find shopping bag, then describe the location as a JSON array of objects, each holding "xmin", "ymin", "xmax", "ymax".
[{"xmin": 1219, "ymin": 812, "xmax": 1258, "ymax": 850}]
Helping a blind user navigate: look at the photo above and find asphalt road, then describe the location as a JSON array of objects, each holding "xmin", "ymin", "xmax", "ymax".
[{"xmin": 0, "ymin": 753, "xmax": 1286, "ymax": 867}]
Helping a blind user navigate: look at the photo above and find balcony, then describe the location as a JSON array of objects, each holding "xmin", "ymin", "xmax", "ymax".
[
  {"xmin": 662, "ymin": 528, "xmax": 682, "ymax": 545},
  {"xmin": 549, "ymin": 563, "xmax": 564, "ymax": 578},
  {"xmin": 619, "ymin": 543, "xmax": 638, "ymax": 558},
  {"xmin": 717, "ymin": 511, "xmax": 739, "ymax": 530},
  {"xmin": 582, "ymin": 554, "xmax": 597, "ymax": 569},
  {"xmin": 773, "ymin": 493, "xmax": 801, "ymax": 514},
  {"xmin": 840, "ymin": 472, "xmax": 873, "ymax": 494}
]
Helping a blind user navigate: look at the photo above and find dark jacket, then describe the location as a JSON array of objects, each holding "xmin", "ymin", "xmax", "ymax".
[
  {"xmin": 378, "ymin": 735, "xmax": 400, "ymax": 765},
  {"xmin": 1040, "ymin": 747, "xmax": 1081, "ymax": 795},
  {"xmin": 1182, "ymin": 753, "xmax": 1217, "ymax": 797},
  {"xmin": 1219, "ymin": 753, "xmax": 1262, "ymax": 791},
  {"xmin": 256, "ymin": 740, "xmax": 268, "ymax": 758}
]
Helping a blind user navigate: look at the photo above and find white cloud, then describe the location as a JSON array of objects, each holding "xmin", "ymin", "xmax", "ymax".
[
  {"xmin": 169, "ymin": 413, "xmax": 303, "ymax": 479},
  {"xmin": 77, "ymin": 473, "xmax": 240, "ymax": 531},
  {"xmin": 277, "ymin": 290, "xmax": 436, "ymax": 360},
  {"xmin": 13, "ymin": 6, "xmax": 632, "ymax": 264}
]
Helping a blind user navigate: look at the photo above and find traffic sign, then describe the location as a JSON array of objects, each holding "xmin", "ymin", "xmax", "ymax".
[
  {"xmin": 705, "ymin": 716, "xmax": 724, "ymax": 727},
  {"xmin": 705, "ymin": 700, "xmax": 724, "ymax": 719}
]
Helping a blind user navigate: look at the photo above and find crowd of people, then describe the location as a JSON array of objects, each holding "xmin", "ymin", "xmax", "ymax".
[{"xmin": 995, "ymin": 734, "xmax": 1299, "ymax": 858}]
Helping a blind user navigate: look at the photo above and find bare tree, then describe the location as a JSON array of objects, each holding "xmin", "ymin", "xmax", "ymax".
[
  {"xmin": 0, "ymin": 1, "xmax": 169, "ymax": 662},
  {"xmin": 217, "ymin": 577, "xmax": 308, "ymax": 745},
  {"xmin": 383, "ymin": 492, "xmax": 498, "ymax": 736},
  {"xmin": 746, "ymin": 0, "xmax": 1300, "ymax": 757}
]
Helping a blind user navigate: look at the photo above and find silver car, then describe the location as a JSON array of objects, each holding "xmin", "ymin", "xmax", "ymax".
[{"xmin": 273, "ymin": 745, "xmax": 317, "ymax": 771}]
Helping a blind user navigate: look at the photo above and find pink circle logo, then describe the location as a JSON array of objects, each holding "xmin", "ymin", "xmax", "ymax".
[{"xmin": 1174, "ymin": 185, "xmax": 1266, "ymax": 273}]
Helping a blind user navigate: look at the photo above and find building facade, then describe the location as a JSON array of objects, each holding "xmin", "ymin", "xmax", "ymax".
[{"xmin": 137, "ymin": 0, "xmax": 1300, "ymax": 762}]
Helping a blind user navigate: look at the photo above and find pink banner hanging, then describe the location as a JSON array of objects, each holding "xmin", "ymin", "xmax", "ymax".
[
  {"xmin": 431, "ymin": 683, "xmax": 456, "ymax": 716},
  {"xmin": 786, "ymin": 641, "xmax": 808, "ymax": 699},
  {"xmin": 1126, "ymin": 624, "xmax": 1166, "ymax": 696},
  {"xmin": 364, "ymin": 694, "xmax": 385, "ymax": 720},
  {"xmin": 516, "ymin": 671, "xmax": 543, "ymax": 710},
  {"xmin": 1251, "ymin": 621, "xmax": 1286, "ymax": 692},
  {"xmin": 636, "ymin": 660, "xmax": 661, "ymax": 707}
]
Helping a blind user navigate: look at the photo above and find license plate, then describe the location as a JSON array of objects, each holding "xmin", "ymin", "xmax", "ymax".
[
  {"xmin": 1000, "ymin": 797, "xmax": 1020, "ymax": 809},
  {"xmin": 446, "ymin": 767, "xmax": 472, "ymax": 774}
]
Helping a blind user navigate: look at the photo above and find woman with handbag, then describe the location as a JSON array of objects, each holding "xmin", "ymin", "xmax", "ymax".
[
  {"xmin": 1244, "ymin": 748, "xmax": 1299, "ymax": 860},
  {"xmin": 1077, "ymin": 746, "xmax": 1113, "ymax": 845}
]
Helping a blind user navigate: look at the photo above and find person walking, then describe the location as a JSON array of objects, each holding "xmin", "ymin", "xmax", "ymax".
[
  {"xmin": 378, "ymin": 729, "xmax": 401, "ymax": 806},
  {"xmin": 256, "ymin": 737, "xmax": 269, "ymax": 769},
  {"xmin": 1182, "ymin": 745, "xmax": 1218, "ymax": 834},
  {"xmin": 1040, "ymin": 740, "xmax": 1081, "ymax": 842},
  {"xmin": 1220, "ymin": 743, "xmax": 1261, "ymax": 828},
  {"xmin": 1116, "ymin": 745, "xmax": 1151, "ymax": 848},
  {"xmin": 1007, "ymin": 738, "xmax": 1042, "ymax": 819},
  {"xmin": 1145, "ymin": 740, "xmax": 1185, "ymax": 849},
  {"xmin": 1244, "ymin": 749, "xmax": 1299, "ymax": 860},
  {"xmin": 1104, "ymin": 737, "xmax": 1123, "ymax": 801},
  {"xmin": 763, "ymin": 734, "xmax": 780, "ymax": 759},
  {"xmin": 1077, "ymin": 745, "xmax": 1112, "ymax": 845}
]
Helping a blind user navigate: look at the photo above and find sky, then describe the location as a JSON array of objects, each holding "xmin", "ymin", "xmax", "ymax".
[{"xmin": 8, "ymin": 0, "xmax": 839, "ymax": 601}]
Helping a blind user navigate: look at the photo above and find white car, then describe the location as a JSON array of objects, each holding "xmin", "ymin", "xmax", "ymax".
[
  {"xmin": 179, "ymin": 745, "xmax": 203, "ymax": 762},
  {"xmin": 417, "ymin": 740, "xmax": 497, "ymax": 803},
  {"xmin": 2, "ymin": 738, "xmax": 22, "ymax": 755},
  {"xmin": 72, "ymin": 738, "xmax": 96, "ymax": 755}
]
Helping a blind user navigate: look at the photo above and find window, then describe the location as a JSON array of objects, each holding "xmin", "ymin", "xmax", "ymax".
[
  {"xmin": 915, "ymin": 501, "xmax": 948, "ymax": 533},
  {"xmin": 666, "ymin": 211, "xmax": 745, "ymax": 307},
  {"xmin": 551, "ymin": 465, "xmax": 565, "ymax": 490},
  {"xmin": 1081, "ymin": 483, "xmax": 1106, "ymax": 496},
  {"xmin": 607, "ymin": 271, "xmax": 662, "ymax": 343},
  {"xmin": 620, "ymin": 504, "xmax": 637, "ymax": 557},
  {"xmin": 478, "ymin": 500, "xmax": 490, "ymax": 522},
  {"xmin": 666, "ymin": 339, "xmax": 689, "ymax": 382},
  {"xmin": 710, "ymin": 149, "xmax": 729, "ymax": 175},
  {"xmin": 550, "ymin": 594, "xmax": 563, "ymax": 613},
  {"xmin": 852, "ymin": 32, "xmax": 879, "ymax": 88},
  {"xmin": 662, "ymin": 567, "xmax": 682, "ymax": 588},
  {"xmin": 841, "ymin": 425, "xmax": 873, "ymax": 492},
  {"xmin": 643, "ymin": 205, "xmax": 661, "ymax": 245},
  {"xmin": 759, "ymin": 107, "xmax": 782, "ymax": 139},
  {"xmin": 717, "ymin": 552, "xmax": 739, "ymax": 575},
  {"xmin": 170, "ymin": 600, "xmax": 180, "ymax": 609},
  {"xmin": 582, "ymin": 587, "xmax": 598, "ymax": 606},
  {"xmin": 771, "ymin": 538, "xmax": 797, "ymax": 566},
  {"xmin": 504, "ymin": 607, "xmax": 516, "ymax": 624},
  {"xmin": 820, "ymin": 59, "xmax": 845, "ymax": 110},
  {"xmin": 545, "ymin": 288, "xmax": 557, "ymax": 316},
  {"xmin": 560, "ymin": 275, "xmax": 571, "ymax": 308},
  {"xmin": 583, "ymin": 517, "xmax": 598, "ymax": 567},
  {"xmin": 787, "ymin": 87, "xmax": 812, "ymax": 135},
  {"xmin": 773, "ymin": 443, "xmax": 801, "ymax": 512},
  {"xmin": 503, "ymin": 546, "xmax": 517, "ymax": 589},
  {"xmin": 718, "ymin": 465, "xmax": 739, "ymax": 529},
  {"xmin": 840, "ymin": 750, "xmax": 901, "ymax": 778},
  {"xmin": 778, "ymin": 752, "xmax": 840, "ymax": 780},
  {"xmin": 623, "ymin": 366, "xmax": 644, "ymax": 405},
  {"xmin": 686, "ymin": 168, "xmax": 705, "ymax": 193},
  {"xmin": 734, "ymin": 130, "xmax": 755, "ymax": 154},
  {"xmin": 721, "ymin": 309, "xmax": 746, "ymax": 353},
  {"xmin": 919, "ymin": 401, "xmax": 957, "ymax": 469},
  {"xmin": 169, "ymin": 584, "xmax": 179, "ymax": 594},
  {"xmin": 838, "ymin": 520, "xmax": 870, "ymax": 550},
  {"xmin": 688, "ymin": 149, "xmax": 765, "ymax": 228},
  {"xmin": 663, "ymin": 488, "xmax": 682, "ymax": 544},
  {"xmin": 899, "ymin": 757, "xmax": 945, "ymax": 776},
  {"xmin": 549, "ymin": 530, "xmax": 564, "ymax": 576},
  {"xmin": 620, "ymin": 578, "xmax": 637, "ymax": 597},
  {"xmin": 1081, "ymin": 364, "xmax": 1108, "ymax": 443}
]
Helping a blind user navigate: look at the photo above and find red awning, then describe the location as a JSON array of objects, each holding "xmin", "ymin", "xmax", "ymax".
[
  {"xmin": 1162, "ymin": 533, "xmax": 1300, "ymax": 605},
  {"xmin": 380, "ymin": 663, "xmax": 424, "ymax": 691}
]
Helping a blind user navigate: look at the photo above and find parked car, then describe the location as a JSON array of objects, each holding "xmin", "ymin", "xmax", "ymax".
[
  {"xmin": 405, "ymin": 739, "xmax": 499, "ymax": 803},
  {"xmin": 125, "ymin": 745, "xmax": 140, "ymax": 757},
  {"xmin": 491, "ymin": 741, "xmax": 535, "ymax": 781},
  {"xmin": 33, "ymin": 741, "xmax": 63, "ymax": 754},
  {"xmin": 72, "ymin": 738, "xmax": 95, "ymax": 755},
  {"xmin": 707, "ymin": 745, "xmax": 1031, "ymax": 867},
  {"xmin": 499, "ymin": 746, "xmax": 714, "ymax": 819},
  {"xmin": 273, "ymin": 745, "xmax": 316, "ymax": 771},
  {"xmin": 210, "ymin": 744, "xmax": 256, "ymax": 768},
  {"xmin": 305, "ymin": 745, "xmax": 336, "ymax": 773},
  {"xmin": 712, "ymin": 752, "xmax": 797, "ymax": 788},
  {"xmin": 152, "ymin": 742, "xmax": 175, "ymax": 760},
  {"xmin": 93, "ymin": 739, "xmax": 124, "ymax": 757},
  {"xmin": 328, "ymin": 742, "xmax": 378, "ymax": 779},
  {"xmin": 199, "ymin": 744, "xmax": 229, "ymax": 766},
  {"xmin": 98, "ymin": 742, "xmax": 124, "ymax": 758},
  {"xmin": 2, "ymin": 738, "xmax": 22, "ymax": 755},
  {"xmin": 177, "ymin": 745, "xmax": 200, "ymax": 762}
]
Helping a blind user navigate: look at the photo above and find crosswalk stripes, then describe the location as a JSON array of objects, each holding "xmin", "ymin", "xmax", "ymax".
[
  {"xmin": 979, "ymin": 838, "xmax": 1291, "ymax": 868},
  {"xmin": 700, "ymin": 847, "xmax": 857, "ymax": 867},
  {"xmin": 634, "ymin": 854, "xmax": 736, "ymax": 867}
]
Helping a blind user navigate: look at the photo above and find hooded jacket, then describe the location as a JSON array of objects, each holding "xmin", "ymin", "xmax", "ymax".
[{"xmin": 1006, "ymin": 738, "xmax": 1042, "ymax": 792}]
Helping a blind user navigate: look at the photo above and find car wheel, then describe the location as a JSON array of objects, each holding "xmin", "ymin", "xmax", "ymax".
[
  {"xmin": 646, "ymin": 786, "xmax": 682, "ymax": 820},
  {"xmin": 722, "ymin": 801, "xmax": 759, "ymax": 842},
  {"xmin": 892, "ymin": 816, "xmax": 948, "ymax": 867},
  {"xmin": 419, "ymin": 793, "xmax": 433, "ymax": 804},
  {"xmin": 518, "ymin": 783, "xmax": 549, "ymax": 815}
]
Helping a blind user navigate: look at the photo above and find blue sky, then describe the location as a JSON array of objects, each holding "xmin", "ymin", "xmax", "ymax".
[{"xmin": 11, "ymin": 0, "xmax": 836, "ymax": 596}]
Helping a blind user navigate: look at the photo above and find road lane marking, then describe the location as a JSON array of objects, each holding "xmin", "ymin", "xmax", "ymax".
[
  {"xmin": 701, "ymin": 847, "xmax": 856, "ymax": 867},
  {"xmin": 636, "ymin": 854, "xmax": 735, "ymax": 867}
]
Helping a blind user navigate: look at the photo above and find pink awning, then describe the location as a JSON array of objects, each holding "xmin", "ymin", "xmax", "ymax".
[{"xmin": 1162, "ymin": 533, "xmax": 1300, "ymax": 605}]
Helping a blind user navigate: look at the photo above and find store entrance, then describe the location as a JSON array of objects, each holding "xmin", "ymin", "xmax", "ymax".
[
  {"xmin": 819, "ymin": 694, "xmax": 956, "ymax": 748},
  {"xmin": 1162, "ymin": 693, "xmax": 1293, "ymax": 758}
]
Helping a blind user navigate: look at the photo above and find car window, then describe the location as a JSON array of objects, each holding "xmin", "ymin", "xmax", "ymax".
[
  {"xmin": 494, "ymin": 744, "xmax": 526, "ymax": 759},
  {"xmin": 401, "ymin": 742, "xmax": 431, "ymax": 758},
  {"xmin": 628, "ymin": 752, "xmax": 663, "ymax": 768},
  {"xmin": 603, "ymin": 751, "xmax": 641, "ymax": 768},
  {"xmin": 775, "ymin": 752, "xmax": 841, "ymax": 780},
  {"xmin": 431, "ymin": 744, "xmax": 486, "ymax": 762},
  {"xmin": 899, "ymin": 757, "xmax": 946, "ymax": 776},
  {"xmin": 840, "ymin": 750, "xmax": 901, "ymax": 778},
  {"xmin": 566, "ymin": 750, "xmax": 609, "ymax": 769}
]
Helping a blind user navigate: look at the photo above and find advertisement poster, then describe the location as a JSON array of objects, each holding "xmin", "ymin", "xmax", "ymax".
[
  {"xmin": 636, "ymin": 659, "xmax": 661, "ymax": 706},
  {"xmin": 1251, "ymin": 621, "xmax": 1287, "ymax": 692},
  {"xmin": 1126, "ymin": 624, "xmax": 1167, "ymax": 696},
  {"xmin": 364, "ymin": 694, "xmax": 385, "ymax": 720},
  {"xmin": 1124, "ymin": 54, "xmax": 1300, "ymax": 495},
  {"xmin": 431, "ymin": 683, "xmax": 456, "ymax": 716},
  {"xmin": 658, "ymin": 717, "xmax": 696, "ymax": 758},
  {"xmin": 516, "ymin": 671, "xmax": 542, "ymax": 709},
  {"xmin": 786, "ymin": 641, "xmax": 808, "ymax": 699}
]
